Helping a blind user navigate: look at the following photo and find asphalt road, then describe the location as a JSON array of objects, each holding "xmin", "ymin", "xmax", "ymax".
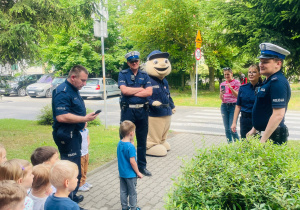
[{"xmin": 1, "ymin": 95, "xmax": 299, "ymax": 140}]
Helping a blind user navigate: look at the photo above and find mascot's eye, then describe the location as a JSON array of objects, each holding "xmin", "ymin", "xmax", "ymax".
[
  {"xmin": 153, "ymin": 60, "xmax": 158, "ymax": 64},
  {"xmin": 164, "ymin": 59, "xmax": 168, "ymax": 64}
]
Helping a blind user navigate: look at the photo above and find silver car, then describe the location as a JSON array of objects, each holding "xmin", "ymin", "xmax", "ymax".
[
  {"xmin": 26, "ymin": 74, "xmax": 54, "ymax": 98},
  {"xmin": 79, "ymin": 78, "xmax": 120, "ymax": 99}
]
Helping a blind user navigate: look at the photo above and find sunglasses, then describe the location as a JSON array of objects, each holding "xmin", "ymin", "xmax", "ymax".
[
  {"xmin": 223, "ymin": 67, "xmax": 231, "ymax": 70},
  {"xmin": 129, "ymin": 60, "xmax": 139, "ymax": 64}
]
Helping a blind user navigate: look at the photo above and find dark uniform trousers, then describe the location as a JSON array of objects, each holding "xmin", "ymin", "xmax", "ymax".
[
  {"xmin": 121, "ymin": 106, "xmax": 148, "ymax": 170},
  {"xmin": 240, "ymin": 112, "xmax": 253, "ymax": 139},
  {"xmin": 52, "ymin": 129, "xmax": 82, "ymax": 199},
  {"xmin": 269, "ymin": 125, "xmax": 289, "ymax": 145}
]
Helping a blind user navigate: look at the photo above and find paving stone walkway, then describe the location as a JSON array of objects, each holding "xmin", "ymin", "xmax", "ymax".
[{"xmin": 80, "ymin": 133, "xmax": 227, "ymax": 210}]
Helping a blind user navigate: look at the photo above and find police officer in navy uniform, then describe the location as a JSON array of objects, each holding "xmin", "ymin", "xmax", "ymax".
[
  {"xmin": 118, "ymin": 51, "xmax": 153, "ymax": 176},
  {"xmin": 52, "ymin": 65, "xmax": 99, "ymax": 205},
  {"xmin": 247, "ymin": 43, "xmax": 291, "ymax": 144},
  {"xmin": 231, "ymin": 64, "xmax": 262, "ymax": 139}
]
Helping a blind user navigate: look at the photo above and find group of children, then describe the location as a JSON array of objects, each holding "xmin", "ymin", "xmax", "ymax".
[{"xmin": 0, "ymin": 120, "xmax": 143, "ymax": 210}]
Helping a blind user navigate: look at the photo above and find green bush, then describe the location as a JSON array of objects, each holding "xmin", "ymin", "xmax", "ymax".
[
  {"xmin": 166, "ymin": 137, "xmax": 300, "ymax": 209},
  {"xmin": 37, "ymin": 105, "xmax": 102, "ymax": 127},
  {"xmin": 37, "ymin": 105, "xmax": 53, "ymax": 125}
]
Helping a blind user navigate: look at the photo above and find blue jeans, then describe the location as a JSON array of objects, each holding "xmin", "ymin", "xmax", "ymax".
[{"xmin": 221, "ymin": 103, "xmax": 240, "ymax": 143}]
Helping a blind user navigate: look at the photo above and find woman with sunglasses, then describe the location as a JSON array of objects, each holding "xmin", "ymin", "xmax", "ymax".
[
  {"xmin": 219, "ymin": 67, "xmax": 241, "ymax": 143},
  {"xmin": 231, "ymin": 65, "xmax": 262, "ymax": 139}
]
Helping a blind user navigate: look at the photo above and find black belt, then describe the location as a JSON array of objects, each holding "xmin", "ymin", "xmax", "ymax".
[
  {"xmin": 241, "ymin": 112, "xmax": 252, "ymax": 118},
  {"xmin": 223, "ymin": 103, "xmax": 236, "ymax": 106}
]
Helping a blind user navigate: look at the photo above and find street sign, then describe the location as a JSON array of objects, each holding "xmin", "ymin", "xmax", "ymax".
[
  {"xmin": 196, "ymin": 42, "xmax": 201, "ymax": 48},
  {"xmin": 195, "ymin": 48, "xmax": 201, "ymax": 60},
  {"xmin": 195, "ymin": 30, "xmax": 202, "ymax": 43}
]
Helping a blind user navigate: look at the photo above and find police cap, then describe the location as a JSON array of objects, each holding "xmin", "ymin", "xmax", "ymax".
[
  {"xmin": 125, "ymin": 51, "xmax": 140, "ymax": 62},
  {"xmin": 258, "ymin": 43, "xmax": 290, "ymax": 59},
  {"xmin": 147, "ymin": 50, "xmax": 169, "ymax": 61}
]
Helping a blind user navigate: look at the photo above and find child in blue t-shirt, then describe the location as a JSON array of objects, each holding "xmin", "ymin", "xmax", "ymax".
[{"xmin": 117, "ymin": 120, "xmax": 143, "ymax": 210}]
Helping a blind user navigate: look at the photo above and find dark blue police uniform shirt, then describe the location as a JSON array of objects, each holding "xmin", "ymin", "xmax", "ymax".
[
  {"xmin": 118, "ymin": 68, "xmax": 152, "ymax": 104},
  {"xmin": 236, "ymin": 82, "xmax": 261, "ymax": 113},
  {"xmin": 52, "ymin": 79, "xmax": 86, "ymax": 131},
  {"xmin": 148, "ymin": 76, "xmax": 175, "ymax": 117},
  {"xmin": 252, "ymin": 70, "xmax": 291, "ymax": 131}
]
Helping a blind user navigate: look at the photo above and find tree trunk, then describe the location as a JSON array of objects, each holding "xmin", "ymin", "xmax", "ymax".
[
  {"xmin": 190, "ymin": 65, "xmax": 196, "ymax": 99},
  {"xmin": 181, "ymin": 71, "xmax": 185, "ymax": 89},
  {"xmin": 209, "ymin": 66, "xmax": 215, "ymax": 92}
]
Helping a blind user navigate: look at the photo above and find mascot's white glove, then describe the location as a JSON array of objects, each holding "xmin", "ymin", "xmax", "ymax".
[
  {"xmin": 172, "ymin": 108, "xmax": 176, "ymax": 114},
  {"xmin": 152, "ymin": 101, "xmax": 162, "ymax": 106}
]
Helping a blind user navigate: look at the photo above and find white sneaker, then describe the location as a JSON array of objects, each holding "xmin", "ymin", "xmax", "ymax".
[
  {"xmin": 78, "ymin": 184, "xmax": 90, "ymax": 192},
  {"xmin": 84, "ymin": 182, "xmax": 93, "ymax": 188}
]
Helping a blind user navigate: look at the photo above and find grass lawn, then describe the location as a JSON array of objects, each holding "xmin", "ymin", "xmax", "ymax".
[
  {"xmin": 171, "ymin": 83, "xmax": 300, "ymax": 110},
  {"xmin": 0, "ymin": 119, "xmax": 119, "ymax": 171}
]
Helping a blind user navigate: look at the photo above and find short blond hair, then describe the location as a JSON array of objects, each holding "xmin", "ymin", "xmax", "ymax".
[
  {"xmin": 0, "ymin": 180, "xmax": 26, "ymax": 210},
  {"xmin": 119, "ymin": 120, "xmax": 136, "ymax": 138},
  {"xmin": 31, "ymin": 164, "xmax": 51, "ymax": 192},
  {"xmin": 0, "ymin": 159, "xmax": 32, "ymax": 181},
  {"xmin": 50, "ymin": 160, "xmax": 78, "ymax": 188}
]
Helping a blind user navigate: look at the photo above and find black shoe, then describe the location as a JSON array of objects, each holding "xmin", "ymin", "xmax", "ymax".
[
  {"xmin": 72, "ymin": 195, "xmax": 84, "ymax": 203},
  {"xmin": 80, "ymin": 208, "xmax": 87, "ymax": 210},
  {"xmin": 140, "ymin": 168, "xmax": 152, "ymax": 176}
]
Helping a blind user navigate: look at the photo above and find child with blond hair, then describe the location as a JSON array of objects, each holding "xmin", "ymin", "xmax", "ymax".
[
  {"xmin": 118, "ymin": 120, "xmax": 143, "ymax": 210},
  {"xmin": 44, "ymin": 160, "xmax": 80, "ymax": 210},
  {"xmin": 28, "ymin": 164, "xmax": 52, "ymax": 210},
  {"xmin": 0, "ymin": 180, "xmax": 27, "ymax": 210},
  {"xmin": 0, "ymin": 159, "xmax": 34, "ymax": 210},
  {"xmin": 0, "ymin": 144, "xmax": 7, "ymax": 163}
]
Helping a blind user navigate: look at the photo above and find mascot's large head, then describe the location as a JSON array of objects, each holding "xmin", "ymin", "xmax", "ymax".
[{"xmin": 145, "ymin": 50, "xmax": 171, "ymax": 80}]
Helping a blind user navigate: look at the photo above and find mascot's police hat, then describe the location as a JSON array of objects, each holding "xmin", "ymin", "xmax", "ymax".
[
  {"xmin": 147, "ymin": 50, "xmax": 169, "ymax": 61},
  {"xmin": 258, "ymin": 43, "xmax": 290, "ymax": 60},
  {"xmin": 125, "ymin": 51, "xmax": 140, "ymax": 62}
]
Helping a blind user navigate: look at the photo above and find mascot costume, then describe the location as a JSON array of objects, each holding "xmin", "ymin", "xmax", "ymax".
[{"xmin": 145, "ymin": 50, "xmax": 175, "ymax": 157}]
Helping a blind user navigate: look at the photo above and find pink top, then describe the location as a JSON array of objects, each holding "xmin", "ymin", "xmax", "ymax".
[{"xmin": 220, "ymin": 79, "xmax": 240, "ymax": 103}]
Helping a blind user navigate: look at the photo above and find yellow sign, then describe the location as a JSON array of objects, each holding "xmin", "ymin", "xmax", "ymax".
[
  {"xmin": 195, "ymin": 30, "xmax": 202, "ymax": 43},
  {"xmin": 196, "ymin": 42, "xmax": 202, "ymax": 48}
]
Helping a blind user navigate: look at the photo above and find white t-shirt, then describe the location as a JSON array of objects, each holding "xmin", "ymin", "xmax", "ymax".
[
  {"xmin": 28, "ymin": 193, "xmax": 48, "ymax": 210},
  {"xmin": 80, "ymin": 128, "xmax": 89, "ymax": 156}
]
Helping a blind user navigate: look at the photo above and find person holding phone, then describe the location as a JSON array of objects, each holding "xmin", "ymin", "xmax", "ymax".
[
  {"xmin": 219, "ymin": 67, "xmax": 241, "ymax": 143},
  {"xmin": 231, "ymin": 65, "xmax": 262, "ymax": 139},
  {"xmin": 52, "ymin": 65, "xmax": 99, "ymax": 206}
]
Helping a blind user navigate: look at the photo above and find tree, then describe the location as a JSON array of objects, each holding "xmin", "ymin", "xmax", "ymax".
[
  {"xmin": 0, "ymin": 0, "xmax": 96, "ymax": 65},
  {"xmin": 213, "ymin": 0, "xmax": 300, "ymax": 77},
  {"xmin": 119, "ymin": 0, "xmax": 200, "ymax": 97}
]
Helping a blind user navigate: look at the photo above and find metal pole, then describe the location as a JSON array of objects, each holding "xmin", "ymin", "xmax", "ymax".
[
  {"xmin": 101, "ymin": 36, "xmax": 107, "ymax": 129},
  {"xmin": 195, "ymin": 60, "xmax": 198, "ymax": 105}
]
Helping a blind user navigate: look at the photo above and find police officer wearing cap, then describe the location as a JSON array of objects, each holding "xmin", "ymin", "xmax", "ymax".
[
  {"xmin": 118, "ymin": 51, "xmax": 153, "ymax": 176},
  {"xmin": 52, "ymin": 65, "xmax": 99, "ymax": 205},
  {"xmin": 247, "ymin": 43, "xmax": 291, "ymax": 144}
]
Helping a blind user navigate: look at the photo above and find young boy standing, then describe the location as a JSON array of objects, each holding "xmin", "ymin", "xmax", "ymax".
[
  {"xmin": 78, "ymin": 122, "xmax": 92, "ymax": 192},
  {"xmin": 118, "ymin": 120, "xmax": 143, "ymax": 210}
]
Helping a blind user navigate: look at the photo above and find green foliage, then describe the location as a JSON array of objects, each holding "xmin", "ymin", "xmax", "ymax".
[
  {"xmin": 166, "ymin": 137, "xmax": 300, "ymax": 209},
  {"xmin": 0, "ymin": 0, "xmax": 96, "ymax": 65},
  {"xmin": 37, "ymin": 106, "xmax": 101, "ymax": 126},
  {"xmin": 37, "ymin": 105, "xmax": 53, "ymax": 125}
]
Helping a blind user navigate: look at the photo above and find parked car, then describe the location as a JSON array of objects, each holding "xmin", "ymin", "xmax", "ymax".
[
  {"xmin": 0, "ymin": 74, "xmax": 43, "ymax": 96},
  {"xmin": 50, "ymin": 76, "xmax": 67, "ymax": 93},
  {"xmin": 79, "ymin": 78, "xmax": 121, "ymax": 99},
  {"xmin": 26, "ymin": 74, "xmax": 54, "ymax": 98}
]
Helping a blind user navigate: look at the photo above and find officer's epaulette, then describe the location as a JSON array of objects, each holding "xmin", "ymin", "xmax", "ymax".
[
  {"xmin": 121, "ymin": 69, "xmax": 128, "ymax": 73},
  {"xmin": 271, "ymin": 77, "xmax": 278, "ymax": 81}
]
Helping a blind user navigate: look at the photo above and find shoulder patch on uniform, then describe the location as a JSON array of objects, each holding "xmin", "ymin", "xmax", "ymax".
[{"xmin": 121, "ymin": 69, "xmax": 128, "ymax": 73}]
